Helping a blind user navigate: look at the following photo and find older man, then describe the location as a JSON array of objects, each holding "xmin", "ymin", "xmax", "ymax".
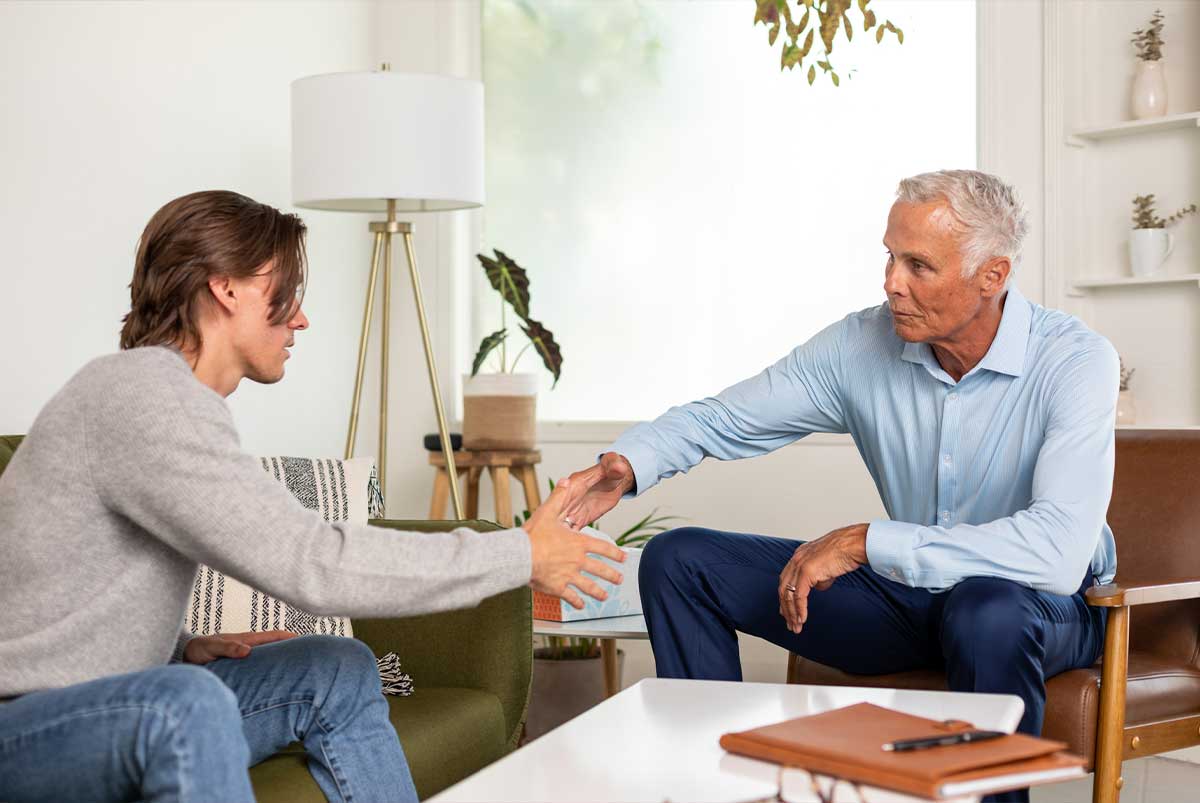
[{"xmin": 562, "ymin": 170, "xmax": 1117, "ymax": 803}]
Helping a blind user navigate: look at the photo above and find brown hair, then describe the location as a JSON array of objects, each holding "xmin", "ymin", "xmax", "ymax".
[{"xmin": 119, "ymin": 190, "xmax": 308, "ymax": 351}]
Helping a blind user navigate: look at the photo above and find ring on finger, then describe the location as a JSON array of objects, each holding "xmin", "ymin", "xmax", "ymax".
[{"xmin": 785, "ymin": 584, "xmax": 797, "ymax": 593}]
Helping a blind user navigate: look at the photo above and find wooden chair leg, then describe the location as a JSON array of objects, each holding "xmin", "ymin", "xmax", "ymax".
[
  {"xmin": 429, "ymin": 468, "xmax": 449, "ymax": 519},
  {"xmin": 465, "ymin": 466, "xmax": 482, "ymax": 520},
  {"xmin": 491, "ymin": 465, "xmax": 514, "ymax": 526},
  {"xmin": 786, "ymin": 652, "xmax": 801, "ymax": 684},
  {"xmin": 519, "ymin": 464, "xmax": 543, "ymax": 511},
  {"xmin": 1093, "ymin": 606, "xmax": 1130, "ymax": 803}
]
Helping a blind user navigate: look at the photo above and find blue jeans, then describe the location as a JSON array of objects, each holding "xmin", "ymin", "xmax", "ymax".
[
  {"xmin": 641, "ymin": 528, "xmax": 1107, "ymax": 803},
  {"xmin": 0, "ymin": 635, "xmax": 417, "ymax": 803}
]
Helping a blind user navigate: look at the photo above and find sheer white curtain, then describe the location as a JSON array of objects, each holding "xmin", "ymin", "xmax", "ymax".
[{"xmin": 479, "ymin": 0, "xmax": 976, "ymax": 421}]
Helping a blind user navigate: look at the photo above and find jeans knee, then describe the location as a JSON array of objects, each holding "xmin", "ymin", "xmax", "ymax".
[
  {"xmin": 152, "ymin": 665, "xmax": 243, "ymax": 733},
  {"xmin": 296, "ymin": 635, "xmax": 382, "ymax": 702},
  {"xmin": 640, "ymin": 527, "xmax": 709, "ymax": 587},
  {"xmin": 941, "ymin": 578, "xmax": 1043, "ymax": 662}
]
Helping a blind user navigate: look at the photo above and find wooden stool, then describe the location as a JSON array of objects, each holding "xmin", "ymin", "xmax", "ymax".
[{"xmin": 428, "ymin": 449, "xmax": 543, "ymax": 526}]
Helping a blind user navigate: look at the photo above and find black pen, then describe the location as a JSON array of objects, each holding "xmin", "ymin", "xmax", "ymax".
[{"xmin": 881, "ymin": 730, "xmax": 1005, "ymax": 752}]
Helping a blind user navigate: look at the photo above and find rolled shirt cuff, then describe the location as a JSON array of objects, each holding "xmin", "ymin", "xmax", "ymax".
[{"xmin": 865, "ymin": 518, "xmax": 921, "ymax": 586}]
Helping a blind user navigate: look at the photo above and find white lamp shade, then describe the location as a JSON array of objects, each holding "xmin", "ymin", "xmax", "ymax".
[{"xmin": 291, "ymin": 71, "xmax": 483, "ymax": 212}]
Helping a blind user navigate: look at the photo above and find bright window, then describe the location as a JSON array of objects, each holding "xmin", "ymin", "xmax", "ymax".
[{"xmin": 479, "ymin": 0, "xmax": 976, "ymax": 421}]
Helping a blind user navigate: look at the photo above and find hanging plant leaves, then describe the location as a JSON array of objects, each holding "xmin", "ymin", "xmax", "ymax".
[
  {"xmin": 477, "ymin": 250, "xmax": 531, "ymax": 321},
  {"xmin": 755, "ymin": 0, "xmax": 899, "ymax": 84},
  {"xmin": 807, "ymin": 63, "xmax": 816, "ymax": 85},
  {"xmin": 521, "ymin": 319, "xmax": 563, "ymax": 387},
  {"xmin": 800, "ymin": 27, "xmax": 814, "ymax": 58},
  {"xmin": 471, "ymin": 329, "xmax": 508, "ymax": 377}
]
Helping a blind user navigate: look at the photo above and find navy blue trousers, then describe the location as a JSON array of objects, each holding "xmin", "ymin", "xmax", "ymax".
[{"xmin": 640, "ymin": 528, "xmax": 1107, "ymax": 803}]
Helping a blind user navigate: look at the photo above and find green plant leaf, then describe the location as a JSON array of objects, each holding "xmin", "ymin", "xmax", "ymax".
[
  {"xmin": 471, "ymin": 329, "xmax": 508, "ymax": 376},
  {"xmin": 876, "ymin": 23, "xmax": 885, "ymax": 43},
  {"xmin": 807, "ymin": 63, "xmax": 816, "ymax": 84},
  {"xmin": 799, "ymin": 28, "xmax": 814, "ymax": 58},
  {"xmin": 477, "ymin": 250, "xmax": 531, "ymax": 321},
  {"xmin": 842, "ymin": 12, "xmax": 853, "ymax": 41},
  {"xmin": 864, "ymin": 9, "xmax": 876, "ymax": 30},
  {"xmin": 521, "ymin": 318, "xmax": 563, "ymax": 386},
  {"xmin": 832, "ymin": 71, "xmax": 840, "ymax": 86}
]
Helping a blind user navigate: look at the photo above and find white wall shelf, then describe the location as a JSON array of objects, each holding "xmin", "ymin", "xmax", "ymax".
[
  {"xmin": 1067, "ymin": 111, "xmax": 1200, "ymax": 147},
  {"xmin": 1071, "ymin": 272, "xmax": 1200, "ymax": 295}
]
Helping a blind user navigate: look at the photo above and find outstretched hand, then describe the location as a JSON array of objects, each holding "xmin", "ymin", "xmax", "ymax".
[
  {"xmin": 183, "ymin": 630, "xmax": 297, "ymax": 664},
  {"xmin": 778, "ymin": 524, "xmax": 869, "ymax": 634},
  {"xmin": 523, "ymin": 476, "xmax": 626, "ymax": 609},
  {"xmin": 559, "ymin": 452, "xmax": 636, "ymax": 530}
]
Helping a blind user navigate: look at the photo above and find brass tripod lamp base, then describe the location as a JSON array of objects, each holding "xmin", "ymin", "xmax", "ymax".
[{"xmin": 344, "ymin": 199, "xmax": 464, "ymax": 519}]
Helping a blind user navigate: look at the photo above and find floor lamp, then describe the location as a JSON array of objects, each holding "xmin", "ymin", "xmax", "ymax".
[{"xmin": 291, "ymin": 66, "xmax": 478, "ymax": 519}]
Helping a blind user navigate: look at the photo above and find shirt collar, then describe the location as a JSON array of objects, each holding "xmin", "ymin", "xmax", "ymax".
[{"xmin": 899, "ymin": 285, "xmax": 1032, "ymax": 380}]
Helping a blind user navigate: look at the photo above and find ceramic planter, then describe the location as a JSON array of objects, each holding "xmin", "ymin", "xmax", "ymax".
[
  {"xmin": 524, "ymin": 648, "xmax": 625, "ymax": 741},
  {"xmin": 1129, "ymin": 228, "xmax": 1174, "ymax": 277}
]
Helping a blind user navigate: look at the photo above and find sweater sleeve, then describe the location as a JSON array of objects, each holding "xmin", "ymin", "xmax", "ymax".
[{"xmin": 84, "ymin": 352, "xmax": 532, "ymax": 618}]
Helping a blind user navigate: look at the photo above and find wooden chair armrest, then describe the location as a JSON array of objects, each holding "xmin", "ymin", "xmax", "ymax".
[{"xmin": 1086, "ymin": 578, "xmax": 1200, "ymax": 607}]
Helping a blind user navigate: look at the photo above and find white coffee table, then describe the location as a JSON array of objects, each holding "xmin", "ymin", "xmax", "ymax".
[
  {"xmin": 533, "ymin": 614, "xmax": 648, "ymax": 697},
  {"xmin": 430, "ymin": 677, "xmax": 1027, "ymax": 803}
]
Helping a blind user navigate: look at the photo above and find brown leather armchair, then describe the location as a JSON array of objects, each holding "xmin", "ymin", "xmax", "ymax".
[{"xmin": 786, "ymin": 429, "xmax": 1200, "ymax": 803}]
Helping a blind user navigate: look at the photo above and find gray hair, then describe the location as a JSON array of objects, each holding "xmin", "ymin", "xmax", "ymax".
[{"xmin": 895, "ymin": 170, "xmax": 1029, "ymax": 278}]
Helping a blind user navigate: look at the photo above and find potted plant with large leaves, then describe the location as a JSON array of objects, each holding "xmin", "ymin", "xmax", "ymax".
[{"xmin": 464, "ymin": 250, "xmax": 563, "ymax": 450}]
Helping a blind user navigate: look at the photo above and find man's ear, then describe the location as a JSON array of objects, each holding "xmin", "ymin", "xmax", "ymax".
[
  {"xmin": 978, "ymin": 257, "xmax": 1011, "ymax": 299},
  {"xmin": 207, "ymin": 275, "xmax": 239, "ymax": 316}
]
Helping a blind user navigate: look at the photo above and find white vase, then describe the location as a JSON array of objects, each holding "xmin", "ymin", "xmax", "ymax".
[
  {"xmin": 1129, "ymin": 228, "xmax": 1174, "ymax": 276},
  {"xmin": 1131, "ymin": 60, "xmax": 1167, "ymax": 119},
  {"xmin": 1116, "ymin": 390, "xmax": 1137, "ymax": 427}
]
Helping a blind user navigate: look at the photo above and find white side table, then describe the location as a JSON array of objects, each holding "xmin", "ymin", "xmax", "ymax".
[{"xmin": 533, "ymin": 614, "xmax": 648, "ymax": 697}]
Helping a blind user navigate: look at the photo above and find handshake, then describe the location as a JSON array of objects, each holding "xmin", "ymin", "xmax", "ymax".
[{"xmin": 520, "ymin": 452, "xmax": 637, "ymax": 609}]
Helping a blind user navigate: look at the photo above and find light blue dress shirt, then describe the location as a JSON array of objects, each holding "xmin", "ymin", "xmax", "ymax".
[{"xmin": 609, "ymin": 286, "xmax": 1119, "ymax": 596}]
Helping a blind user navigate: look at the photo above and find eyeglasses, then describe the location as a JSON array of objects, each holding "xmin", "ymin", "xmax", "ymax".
[{"xmin": 720, "ymin": 767, "xmax": 872, "ymax": 803}]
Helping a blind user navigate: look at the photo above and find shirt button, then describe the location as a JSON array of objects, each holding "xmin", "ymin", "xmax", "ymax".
[
  {"xmin": 890, "ymin": 569, "xmax": 899, "ymax": 578},
  {"xmin": 942, "ymin": 454, "xmax": 952, "ymax": 464},
  {"xmin": 940, "ymin": 510, "xmax": 951, "ymax": 522},
  {"xmin": 948, "ymin": 392, "xmax": 959, "ymax": 401}
]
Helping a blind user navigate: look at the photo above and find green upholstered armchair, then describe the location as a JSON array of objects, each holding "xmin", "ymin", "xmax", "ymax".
[{"xmin": 0, "ymin": 435, "xmax": 532, "ymax": 802}]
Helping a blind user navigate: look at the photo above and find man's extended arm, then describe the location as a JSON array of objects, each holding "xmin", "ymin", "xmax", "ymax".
[
  {"xmin": 866, "ymin": 344, "xmax": 1119, "ymax": 596},
  {"xmin": 608, "ymin": 318, "xmax": 851, "ymax": 498}
]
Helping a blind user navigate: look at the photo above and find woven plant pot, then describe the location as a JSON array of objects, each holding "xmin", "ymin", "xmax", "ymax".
[{"xmin": 462, "ymin": 373, "xmax": 537, "ymax": 451}]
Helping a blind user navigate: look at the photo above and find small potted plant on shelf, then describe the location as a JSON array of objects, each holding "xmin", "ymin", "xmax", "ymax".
[
  {"xmin": 520, "ymin": 499, "xmax": 682, "ymax": 742},
  {"xmin": 1117, "ymin": 357, "xmax": 1136, "ymax": 427},
  {"xmin": 1130, "ymin": 195, "xmax": 1196, "ymax": 277},
  {"xmin": 1130, "ymin": 9, "xmax": 1166, "ymax": 119},
  {"xmin": 464, "ymin": 250, "xmax": 563, "ymax": 450}
]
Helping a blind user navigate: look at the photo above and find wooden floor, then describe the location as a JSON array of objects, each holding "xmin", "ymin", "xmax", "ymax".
[{"xmin": 1032, "ymin": 756, "xmax": 1200, "ymax": 803}]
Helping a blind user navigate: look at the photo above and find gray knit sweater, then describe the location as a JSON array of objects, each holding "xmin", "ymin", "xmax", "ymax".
[{"xmin": 0, "ymin": 347, "xmax": 532, "ymax": 697}]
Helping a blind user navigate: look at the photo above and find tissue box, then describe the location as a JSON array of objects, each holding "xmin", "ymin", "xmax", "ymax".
[{"xmin": 533, "ymin": 545, "xmax": 642, "ymax": 622}]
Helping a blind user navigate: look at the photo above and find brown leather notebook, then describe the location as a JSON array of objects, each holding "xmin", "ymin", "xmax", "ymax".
[{"xmin": 719, "ymin": 703, "xmax": 1085, "ymax": 800}]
